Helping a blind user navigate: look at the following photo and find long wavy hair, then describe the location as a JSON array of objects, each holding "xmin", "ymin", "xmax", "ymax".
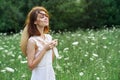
[{"xmin": 20, "ymin": 6, "xmax": 50, "ymax": 56}]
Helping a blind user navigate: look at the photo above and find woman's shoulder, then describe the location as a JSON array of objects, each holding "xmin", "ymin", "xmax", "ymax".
[{"xmin": 28, "ymin": 36, "xmax": 38, "ymax": 42}]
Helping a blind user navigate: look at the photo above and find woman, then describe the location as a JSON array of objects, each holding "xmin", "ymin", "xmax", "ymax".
[{"xmin": 20, "ymin": 6, "xmax": 58, "ymax": 80}]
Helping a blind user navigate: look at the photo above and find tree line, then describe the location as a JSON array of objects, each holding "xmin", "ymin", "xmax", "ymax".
[{"xmin": 0, "ymin": 0, "xmax": 120, "ymax": 33}]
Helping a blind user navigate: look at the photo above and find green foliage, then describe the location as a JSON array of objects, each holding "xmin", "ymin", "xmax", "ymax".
[
  {"xmin": 0, "ymin": 0, "xmax": 24, "ymax": 33},
  {"xmin": 0, "ymin": 0, "xmax": 43, "ymax": 33},
  {"xmin": 80, "ymin": 0, "xmax": 120, "ymax": 29},
  {"xmin": 0, "ymin": 0, "xmax": 120, "ymax": 33}
]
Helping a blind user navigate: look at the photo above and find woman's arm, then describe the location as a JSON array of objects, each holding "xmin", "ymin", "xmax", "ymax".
[{"xmin": 27, "ymin": 39, "xmax": 47, "ymax": 70}]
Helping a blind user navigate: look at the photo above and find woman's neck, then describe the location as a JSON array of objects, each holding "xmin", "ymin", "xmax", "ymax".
[
  {"xmin": 37, "ymin": 26, "xmax": 44, "ymax": 34},
  {"xmin": 36, "ymin": 25, "xmax": 45, "ymax": 39}
]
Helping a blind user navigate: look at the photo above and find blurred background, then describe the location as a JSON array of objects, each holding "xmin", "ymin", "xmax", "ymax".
[
  {"xmin": 0, "ymin": 0, "xmax": 120, "ymax": 80},
  {"xmin": 0, "ymin": 0, "xmax": 120, "ymax": 33}
]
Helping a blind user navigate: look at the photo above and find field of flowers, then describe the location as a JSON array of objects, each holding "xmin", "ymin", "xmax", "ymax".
[{"xmin": 0, "ymin": 28, "xmax": 120, "ymax": 80}]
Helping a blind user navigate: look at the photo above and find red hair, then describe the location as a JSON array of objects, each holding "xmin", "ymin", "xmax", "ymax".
[{"xmin": 25, "ymin": 6, "xmax": 50, "ymax": 37}]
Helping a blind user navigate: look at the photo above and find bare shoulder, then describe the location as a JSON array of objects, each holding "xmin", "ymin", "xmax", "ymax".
[{"xmin": 28, "ymin": 37, "xmax": 36, "ymax": 45}]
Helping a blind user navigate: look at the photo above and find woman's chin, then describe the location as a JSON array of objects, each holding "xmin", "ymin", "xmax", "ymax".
[{"xmin": 45, "ymin": 23, "xmax": 49, "ymax": 26}]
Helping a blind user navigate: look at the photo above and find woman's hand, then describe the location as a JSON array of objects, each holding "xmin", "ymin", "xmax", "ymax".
[
  {"xmin": 43, "ymin": 39, "xmax": 58, "ymax": 51},
  {"xmin": 51, "ymin": 39, "xmax": 58, "ymax": 47}
]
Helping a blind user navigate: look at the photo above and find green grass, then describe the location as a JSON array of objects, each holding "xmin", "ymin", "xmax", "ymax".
[{"xmin": 0, "ymin": 28, "xmax": 120, "ymax": 80}]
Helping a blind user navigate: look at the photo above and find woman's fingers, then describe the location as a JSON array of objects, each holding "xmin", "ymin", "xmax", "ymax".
[
  {"xmin": 52, "ymin": 39, "xmax": 58, "ymax": 46},
  {"xmin": 44, "ymin": 40, "xmax": 58, "ymax": 51}
]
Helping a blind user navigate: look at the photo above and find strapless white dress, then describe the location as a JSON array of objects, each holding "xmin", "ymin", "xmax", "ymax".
[{"xmin": 29, "ymin": 34, "xmax": 56, "ymax": 80}]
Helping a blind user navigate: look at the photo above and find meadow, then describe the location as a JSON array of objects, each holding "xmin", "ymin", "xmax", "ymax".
[{"xmin": 0, "ymin": 28, "xmax": 120, "ymax": 80}]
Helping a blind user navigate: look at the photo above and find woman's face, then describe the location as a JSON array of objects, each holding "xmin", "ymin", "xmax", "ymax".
[{"xmin": 35, "ymin": 11, "xmax": 49, "ymax": 27}]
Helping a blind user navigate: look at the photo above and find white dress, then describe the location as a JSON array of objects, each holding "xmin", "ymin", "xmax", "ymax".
[{"xmin": 29, "ymin": 34, "xmax": 56, "ymax": 80}]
